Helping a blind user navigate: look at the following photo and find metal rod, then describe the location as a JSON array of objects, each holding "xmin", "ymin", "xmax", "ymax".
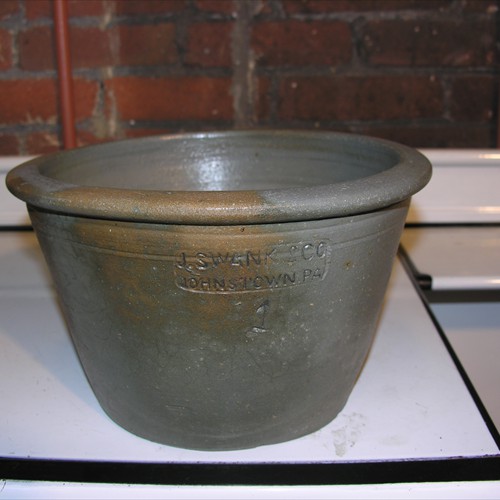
[{"xmin": 53, "ymin": 0, "xmax": 76, "ymax": 149}]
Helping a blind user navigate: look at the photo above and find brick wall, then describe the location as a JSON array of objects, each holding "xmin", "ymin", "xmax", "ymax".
[{"xmin": 0, "ymin": 0, "xmax": 498, "ymax": 154}]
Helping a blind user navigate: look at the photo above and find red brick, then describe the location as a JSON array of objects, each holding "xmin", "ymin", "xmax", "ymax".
[
  {"xmin": 283, "ymin": 0, "xmax": 451, "ymax": 13},
  {"xmin": 25, "ymin": 0, "xmax": 106, "ymax": 19},
  {"xmin": 19, "ymin": 26, "xmax": 115, "ymax": 71},
  {"xmin": 195, "ymin": 0, "xmax": 235, "ymax": 14},
  {"xmin": 70, "ymin": 27, "xmax": 114, "ymax": 68},
  {"xmin": 24, "ymin": 0, "xmax": 50, "ymax": 19},
  {"xmin": 252, "ymin": 21, "xmax": 351, "ymax": 66},
  {"xmin": 196, "ymin": 0, "xmax": 271, "ymax": 16},
  {"xmin": 0, "ymin": 29, "xmax": 12, "ymax": 70},
  {"xmin": 117, "ymin": 24, "xmax": 177, "ymax": 67},
  {"xmin": 0, "ymin": 78, "xmax": 97, "ymax": 124},
  {"xmin": 108, "ymin": 76, "xmax": 233, "ymax": 121},
  {"xmin": 113, "ymin": 0, "xmax": 185, "ymax": 15},
  {"xmin": 450, "ymin": 77, "xmax": 496, "ymax": 121},
  {"xmin": 26, "ymin": 132, "xmax": 61, "ymax": 154},
  {"xmin": 0, "ymin": 79, "xmax": 57, "ymax": 124},
  {"xmin": 278, "ymin": 76, "xmax": 443, "ymax": 121},
  {"xmin": 18, "ymin": 26, "xmax": 54, "ymax": 71},
  {"xmin": 0, "ymin": 0, "xmax": 18, "ymax": 19},
  {"xmin": 0, "ymin": 133, "xmax": 19, "ymax": 154},
  {"xmin": 362, "ymin": 19, "xmax": 497, "ymax": 67},
  {"xmin": 185, "ymin": 22, "xmax": 233, "ymax": 67},
  {"xmin": 68, "ymin": 0, "xmax": 107, "ymax": 17}
]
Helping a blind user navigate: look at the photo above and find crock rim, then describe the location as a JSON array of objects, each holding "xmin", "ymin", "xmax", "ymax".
[{"xmin": 5, "ymin": 130, "xmax": 432, "ymax": 225}]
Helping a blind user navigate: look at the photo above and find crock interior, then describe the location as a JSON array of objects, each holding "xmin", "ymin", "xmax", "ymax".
[{"xmin": 40, "ymin": 133, "xmax": 401, "ymax": 192}]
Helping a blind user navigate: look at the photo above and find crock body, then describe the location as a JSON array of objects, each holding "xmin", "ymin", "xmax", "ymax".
[
  {"xmin": 6, "ymin": 131, "xmax": 431, "ymax": 450},
  {"xmin": 29, "ymin": 199, "xmax": 408, "ymax": 450}
]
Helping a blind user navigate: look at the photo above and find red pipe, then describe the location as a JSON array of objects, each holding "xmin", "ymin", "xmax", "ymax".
[
  {"xmin": 53, "ymin": 0, "xmax": 76, "ymax": 149},
  {"xmin": 497, "ymin": 83, "xmax": 500, "ymax": 148}
]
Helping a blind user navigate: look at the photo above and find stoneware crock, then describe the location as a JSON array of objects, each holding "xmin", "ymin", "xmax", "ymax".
[{"xmin": 6, "ymin": 130, "xmax": 431, "ymax": 450}]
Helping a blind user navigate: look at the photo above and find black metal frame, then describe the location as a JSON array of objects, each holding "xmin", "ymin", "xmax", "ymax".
[{"xmin": 1, "ymin": 456, "xmax": 499, "ymax": 486}]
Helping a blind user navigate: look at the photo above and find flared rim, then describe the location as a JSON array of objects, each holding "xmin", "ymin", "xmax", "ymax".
[{"xmin": 6, "ymin": 130, "xmax": 432, "ymax": 225}]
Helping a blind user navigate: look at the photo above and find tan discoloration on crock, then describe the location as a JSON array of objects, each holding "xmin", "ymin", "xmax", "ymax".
[{"xmin": 49, "ymin": 186, "xmax": 273, "ymax": 225}]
